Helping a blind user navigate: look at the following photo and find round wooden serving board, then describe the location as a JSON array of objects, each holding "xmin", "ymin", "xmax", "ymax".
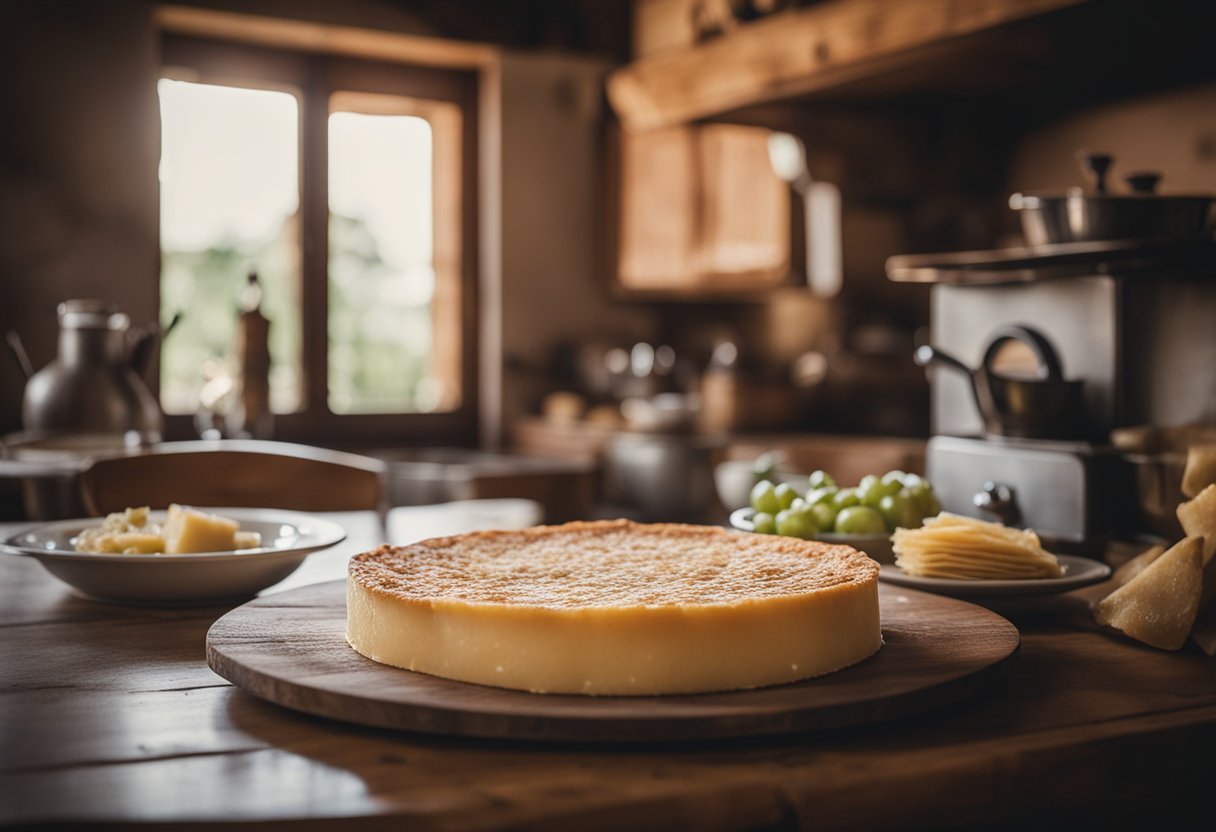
[{"xmin": 207, "ymin": 581, "xmax": 1020, "ymax": 743}]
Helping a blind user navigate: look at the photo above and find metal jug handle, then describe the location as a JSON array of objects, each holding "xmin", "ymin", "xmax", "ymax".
[
  {"xmin": 914, "ymin": 343, "xmax": 974, "ymax": 378},
  {"xmin": 915, "ymin": 344, "xmax": 992, "ymax": 428},
  {"xmin": 981, "ymin": 325, "xmax": 1065, "ymax": 381},
  {"xmin": 5, "ymin": 331, "xmax": 33, "ymax": 379}
]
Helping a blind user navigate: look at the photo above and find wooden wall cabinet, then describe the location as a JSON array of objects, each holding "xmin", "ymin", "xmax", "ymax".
[{"xmin": 615, "ymin": 123, "xmax": 791, "ymax": 296}]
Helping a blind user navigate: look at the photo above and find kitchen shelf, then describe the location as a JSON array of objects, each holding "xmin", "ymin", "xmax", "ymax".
[
  {"xmin": 886, "ymin": 238, "xmax": 1216, "ymax": 285},
  {"xmin": 608, "ymin": 0, "xmax": 1086, "ymax": 131}
]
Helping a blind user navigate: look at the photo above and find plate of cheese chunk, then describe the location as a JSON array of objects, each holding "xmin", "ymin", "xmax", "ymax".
[
  {"xmin": 879, "ymin": 513, "xmax": 1110, "ymax": 597},
  {"xmin": 1, "ymin": 506, "xmax": 345, "ymax": 604}
]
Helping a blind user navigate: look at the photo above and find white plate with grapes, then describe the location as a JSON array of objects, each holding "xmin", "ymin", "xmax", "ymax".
[
  {"xmin": 729, "ymin": 506, "xmax": 893, "ymax": 563},
  {"xmin": 727, "ymin": 469, "xmax": 943, "ymax": 565}
]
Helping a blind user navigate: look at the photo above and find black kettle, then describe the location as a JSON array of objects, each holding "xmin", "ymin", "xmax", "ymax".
[{"xmin": 915, "ymin": 325, "xmax": 1087, "ymax": 441}]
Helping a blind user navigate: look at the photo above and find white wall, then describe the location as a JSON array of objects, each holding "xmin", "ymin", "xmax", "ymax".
[
  {"xmin": 0, "ymin": 2, "xmax": 161, "ymax": 433},
  {"xmin": 1009, "ymin": 81, "xmax": 1216, "ymax": 195},
  {"xmin": 487, "ymin": 52, "xmax": 658, "ymax": 444}
]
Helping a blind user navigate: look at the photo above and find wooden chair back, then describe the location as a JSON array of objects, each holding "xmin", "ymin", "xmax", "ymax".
[{"xmin": 80, "ymin": 440, "xmax": 388, "ymax": 517}]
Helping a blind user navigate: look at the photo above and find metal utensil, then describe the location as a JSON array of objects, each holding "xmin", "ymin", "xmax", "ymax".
[
  {"xmin": 1123, "ymin": 451, "xmax": 1186, "ymax": 538},
  {"xmin": 915, "ymin": 325, "xmax": 1087, "ymax": 440},
  {"xmin": 768, "ymin": 132, "xmax": 842, "ymax": 297},
  {"xmin": 605, "ymin": 433, "xmax": 724, "ymax": 521},
  {"xmin": 1009, "ymin": 150, "xmax": 1213, "ymax": 246},
  {"xmin": 5, "ymin": 331, "xmax": 33, "ymax": 379},
  {"xmin": 127, "ymin": 311, "xmax": 183, "ymax": 381},
  {"xmin": 17, "ymin": 301, "xmax": 163, "ymax": 438}
]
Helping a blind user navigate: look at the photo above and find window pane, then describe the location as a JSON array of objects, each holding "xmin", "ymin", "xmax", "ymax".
[
  {"xmin": 328, "ymin": 106, "xmax": 446, "ymax": 414},
  {"xmin": 158, "ymin": 78, "xmax": 302, "ymax": 415}
]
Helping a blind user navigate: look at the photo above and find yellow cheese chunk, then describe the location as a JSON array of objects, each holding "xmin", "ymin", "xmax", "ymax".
[
  {"xmin": 106, "ymin": 532, "xmax": 169, "ymax": 554},
  {"xmin": 162, "ymin": 504, "xmax": 239, "ymax": 554},
  {"xmin": 1094, "ymin": 536, "xmax": 1203, "ymax": 650},
  {"xmin": 1182, "ymin": 443, "xmax": 1216, "ymax": 499},
  {"xmin": 233, "ymin": 531, "xmax": 263, "ymax": 550},
  {"xmin": 1110, "ymin": 544, "xmax": 1166, "ymax": 589},
  {"xmin": 347, "ymin": 520, "xmax": 882, "ymax": 696},
  {"xmin": 74, "ymin": 506, "xmax": 161, "ymax": 553},
  {"xmin": 1178, "ymin": 483, "xmax": 1216, "ymax": 563}
]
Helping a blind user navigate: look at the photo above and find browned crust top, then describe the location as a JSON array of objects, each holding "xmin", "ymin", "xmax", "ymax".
[{"xmin": 349, "ymin": 519, "xmax": 878, "ymax": 609}]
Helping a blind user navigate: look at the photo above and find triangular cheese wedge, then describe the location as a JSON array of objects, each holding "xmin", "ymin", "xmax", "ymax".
[
  {"xmin": 1182, "ymin": 444, "xmax": 1216, "ymax": 499},
  {"xmin": 1177, "ymin": 485, "xmax": 1216, "ymax": 563},
  {"xmin": 1111, "ymin": 544, "xmax": 1166, "ymax": 588},
  {"xmin": 1094, "ymin": 537, "xmax": 1203, "ymax": 650}
]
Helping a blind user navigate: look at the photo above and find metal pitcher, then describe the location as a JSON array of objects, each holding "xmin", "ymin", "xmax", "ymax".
[{"xmin": 10, "ymin": 300, "xmax": 164, "ymax": 439}]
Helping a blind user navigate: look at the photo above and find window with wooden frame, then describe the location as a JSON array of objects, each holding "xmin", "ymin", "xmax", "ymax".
[{"xmin": 157, "ymin": 34, "xmax": 477, "ymax": 445}]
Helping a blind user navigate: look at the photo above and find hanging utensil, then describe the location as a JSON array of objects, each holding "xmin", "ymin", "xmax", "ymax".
[
  {"xmin": 768, "ymin": 132, "xmax": 842, "ymax": 297},
  {"xmin": 6, "ymin": 331, "xmax": 33, "ymax": 379},
  {"xmin": 127, "ymin": 311, "xmax": 183, "ymax": 381}
]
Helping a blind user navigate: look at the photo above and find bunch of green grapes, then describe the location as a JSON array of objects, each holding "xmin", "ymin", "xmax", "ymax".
[{"xmin": 749, "ymin": 469, "xmax": 942, "ymax": 539}]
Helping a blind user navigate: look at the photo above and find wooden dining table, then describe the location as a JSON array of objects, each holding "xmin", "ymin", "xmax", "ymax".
[{"xmin": 2, "ymin": 505, "xmax": 1215, "ymax": 830}]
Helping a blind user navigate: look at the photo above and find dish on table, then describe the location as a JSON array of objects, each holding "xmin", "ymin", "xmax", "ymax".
[
  {"xmin": 1, "ymin": 508, "xmax": 346, "ymax": 604},
  {"xmin": 73, "ymin": 504, "xmax": 262, "ymax": 554},
  {"xmin": 729, "ymin": 506, "xmax": 894, "ymax": 563},
  {"xmin": 878, "ymin": 555, "xmax": 1110, "ymax": 598},
  {"xmin": 713, "ymin": 459, "xmax": 805, "ymax": 517}
]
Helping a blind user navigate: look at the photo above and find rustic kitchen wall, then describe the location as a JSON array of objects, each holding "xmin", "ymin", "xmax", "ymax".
[
  {"xmin": 0, "ymin": 1, "xmax": 161, "ymax": 434},
  {"xmin": 1008, "ymin": 81, "xmax": 1216, "ymax": 199},
  {"xmin": 494, "ymin": 52, "xmax": 658, "ymax": 438}
]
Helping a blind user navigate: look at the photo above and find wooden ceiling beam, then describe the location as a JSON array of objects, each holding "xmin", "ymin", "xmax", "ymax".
[
  {"xmin": 608, "ymin": 0, "xmax": 1087, "ymax": 131},
  {"xmin": 155, "ymin": 5, "xmax": 499, "ymax": 70}
]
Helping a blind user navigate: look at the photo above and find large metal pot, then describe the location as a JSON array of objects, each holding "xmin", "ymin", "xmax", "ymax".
[
  {"xmin": 604, "ymin": 433, "xmax": 726, "ymax": 521},
  {"xmin": 1009, "ymin": 152, "xmax": 1213, "ymax": 246},
  {"xmin": 1110, "ymin": 423, "xmax": 1216, "ymax": 538},
  {"xmin": 1123, "ymin": 451, "xmax": 1186, "ymax": 538},
  {"xmin": 367, "ymin": 447, "xmax": 596, "ymax": 523}
]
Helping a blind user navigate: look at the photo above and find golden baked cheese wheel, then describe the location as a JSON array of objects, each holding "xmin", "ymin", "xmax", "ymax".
[{"xmin": 346, "ymin": 519, "xmax": 881, "ymax": 695}]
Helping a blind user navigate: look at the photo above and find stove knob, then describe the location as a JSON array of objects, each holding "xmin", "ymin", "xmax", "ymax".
[{"xmin": 973, "ymin": 481, "xmax": 1022, "ymax": 526}]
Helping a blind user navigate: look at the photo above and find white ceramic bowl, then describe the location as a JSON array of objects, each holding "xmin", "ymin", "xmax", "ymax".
[
  {"xmin": 1, "ymin": 508, "xmax": 346, "ymax": 605},
  {"xmin": 728, "ymin": 506, "xmax": 895, "ymax": 564},
  {"xmin": 713, "ymin": 461, "xmax": 806, "ymax": 515}
]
